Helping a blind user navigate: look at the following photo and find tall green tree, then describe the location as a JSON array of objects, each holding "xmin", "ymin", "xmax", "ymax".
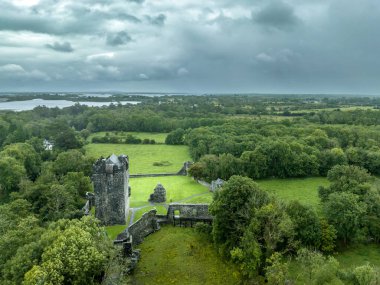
[{"xmin": 209, "ymin": 175, "xmax": 269, "ymax": 257}]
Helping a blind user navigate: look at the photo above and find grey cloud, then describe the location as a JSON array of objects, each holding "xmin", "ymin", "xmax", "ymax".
[
  {"xmin": 116, "ymin": 13, "xmax": 141, "ymax": 23},
  {"xmin": 1, "ymin": 0, "xmax": 380, "ymax": 94},
  {"xmin": 106, "ymin": 31, "xmax": 132, "ymax": 46},
  {"xmin": 253, "ymin": 1, "xmax": 299, "ymax": 30},
  {"xmin": 46, "ymin": 42, "xmax": 74, "ymax": 52},
  {"xmin": 147, "ymin": 14, "xmax": 166, "ymax": 26}
]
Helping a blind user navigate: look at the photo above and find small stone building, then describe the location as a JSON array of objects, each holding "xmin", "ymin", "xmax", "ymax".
[
  {"xmin": 149, "ymin": 183, "xmax": 166, "ymax": 203},
  {"xmin": 92, "ymin": 154, "xmax": 130, "ymax": 225},
  {"xmin": 210, "ymin": 178, "xmax": 224, "ymax": 192}
]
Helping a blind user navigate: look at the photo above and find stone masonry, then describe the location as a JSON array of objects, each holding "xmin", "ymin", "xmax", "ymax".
[
  {"xmin": 92, "ymin": 154, "xmax": 130, "ymax": 225},
  {"xmin": 149, "ymin": 183, "xmax": 166, "ymax": 203}
]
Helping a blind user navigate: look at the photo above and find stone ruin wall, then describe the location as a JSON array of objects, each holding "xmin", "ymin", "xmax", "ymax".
[
  {"xmin": 167, "ymin": 203, "xmax": 211, "ymax": 221},
  {"xmin": 117, "ymin": 209, "xmax": 160, "ymax": 246}
]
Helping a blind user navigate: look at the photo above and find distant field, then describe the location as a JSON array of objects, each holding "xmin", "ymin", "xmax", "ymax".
[
  {"xmin": 87, "ymin": 131, "xmax": 168, "ymax": 144},
  {"xmin": 129, "ymin": 176, "xmax": 209, "ymax": 208},
  {"xmin": 84, "ymin": 143, "xmax": 191, "ymax": 174},
  {"xmin": 132, "ymin": 226, "xmax": 240, "ymax": 285},
  {"xmin": 257, "ymin": 177, "xmax": 330, "ymax": 210}
]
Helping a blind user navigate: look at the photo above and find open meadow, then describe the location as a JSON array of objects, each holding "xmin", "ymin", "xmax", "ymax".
[
  {"xmin": 85, "ymin": 143, "xmax": 191, "ymax": 174},
  {"xmin": 131, "ymin": 226, "xmax": 240, "ymax": 285},
  {"xmin": 257, "ymin": 177, "xmax": 330, "ymax": 210}
]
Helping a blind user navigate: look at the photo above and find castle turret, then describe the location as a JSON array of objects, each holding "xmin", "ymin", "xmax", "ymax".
[{"xmin": 92, "ymin": 154, "xmax": 130, "ymax": 225}]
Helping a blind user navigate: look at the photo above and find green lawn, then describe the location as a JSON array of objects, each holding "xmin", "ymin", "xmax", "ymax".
[
  {"xmin": 129, "ymin": 176, "xmax": 209, "ymax": 208},
  {"xmin": 132, "ymin": 226, "xmax": 240, "ymax": 285},
  {"xmin": 88, "ymin": 131, "xmax": 168, "ymax": 144},
  {"xmin": 183, "ymin": 193, "xmax": 214, "ymax": 204},
  {"xmin": 257, "ymin": 177, "xmax": 329, "ymax": 210},
  {"xmin": 84, "ymin": 143, "xmax": 191, "ymax": 174}
]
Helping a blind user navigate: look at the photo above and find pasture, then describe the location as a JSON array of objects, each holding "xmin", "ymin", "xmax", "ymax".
[
  {"xmin": 131, "ymin": 226, "xmax": 240, "ymax": 285},
  {"xmin": 257, "ymin": 177, "xmax": 329, "ymax": 210},
  {"xmin": 84, "ymin": 143, "xmax": 191, "ymax": 174}
]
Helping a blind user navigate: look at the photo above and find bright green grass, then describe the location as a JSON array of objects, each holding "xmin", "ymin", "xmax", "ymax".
[
  {"xmin": 183, "ymin": 193, "xmax": 214, "ymax": 204},
  {"xmin": 87, "ymin": 131, "xmax": 168, "ymax": 144},
  {"xmin": 132, "ymin": 226, "xmax": 240, "ymax": 285},
  {"xmin": 132, "ymin": 205, "xmax": 168, "ymax": 223},
  {"xmin": 105, "ymin": 224, "xmax": 128, "ymax": 240},
  {"xmin": 257, "ymin": 177, "xmax": 329, "ymax": 210},
  {"xmin": 84, "ymin": 143, "xmax": 191, "ymax": 174},
  {"xmin": 129, "ymin": 176, "xmax": 209, "ymax": 208}
]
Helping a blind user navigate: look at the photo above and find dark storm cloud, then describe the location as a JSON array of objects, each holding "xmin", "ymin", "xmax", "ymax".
[
  {"xmin": 253, "ymin": 1, "xmax": 299, "ymax": 29},
  {"xmin": 106, "ymin": 31, "xmax": 132, "ymax": 46},
  {"xmin": 1, "ymin": 0, "xmax": 380, "ymax": 94},
  {"xmin": 46, "ymin": 42, "xmax": 74, "ymax": 52}
]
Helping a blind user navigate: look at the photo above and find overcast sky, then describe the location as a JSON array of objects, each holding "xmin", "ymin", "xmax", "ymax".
[{"xmin": 0, "ymin": 0, "xmax": 379, "ymax": 94}]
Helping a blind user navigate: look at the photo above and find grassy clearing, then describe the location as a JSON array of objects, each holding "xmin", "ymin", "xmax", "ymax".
[
  {"xmin": 288, "ymin": 244, "xmax": 380, "ymax": 284},
  {"xmin": 335, "ymin": 244, "xmax": 380, "ymax": 270},
  {"xmin": 87, "ymin": 131, "xmax": 168, "ymax": 144},
  {"xmin": 84, "ymin": 143, "xmax": 191, "ymax": 174},
  {"xmin": 129, "ymin": 176, "xmax": 209, "ymax": 208},
  {"xmin": 257, "ymin": 177, "xmax": 329, "ymax": 210},
  {"xmin": 132, "ymin": 226, "xmax": 240, "ymax": 285}
]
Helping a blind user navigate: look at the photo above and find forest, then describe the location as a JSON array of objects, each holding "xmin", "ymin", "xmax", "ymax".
[{"xmin": 0, "ymin": 94, "xmax": 380, "ymax": 284}]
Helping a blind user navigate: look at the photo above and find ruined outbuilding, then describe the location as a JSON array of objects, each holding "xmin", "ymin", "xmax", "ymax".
[
  {"xmin": 92, "ymin": 154, "xmax": 130, "ymax": 225},
  {"xmin": 149, "ymin": 183, "xmax": 166, "ymax": 203}
]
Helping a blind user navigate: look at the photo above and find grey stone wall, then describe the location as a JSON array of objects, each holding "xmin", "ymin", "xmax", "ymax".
[
  {"xmin": 167, "ymin": 203, "xmax": 211, "ymax": 221},
  {"xmin": 118, "ymin": 209, "xmax": 160, "ymax": 245},
  {"xmin": 93, "ymin": 154, "xmax": 130, "ymax": 225}
]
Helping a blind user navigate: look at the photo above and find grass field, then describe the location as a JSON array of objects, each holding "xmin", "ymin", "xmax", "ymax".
[
  {"xmin": 85, "ymin": 143, "xmax": 191, "ymax": 174},
  {"xmin": 129, "ymin": 176, "xmax": 210, "ymax": 208},
  {"xmin": 132, "ymin": 226, "xmax": 240, "ymax": 285},
  {"xmin": 257, "ymin": 177, "xmax": 329, "ymax": 210},
  {"xmin": 88, "ymin": 131, "xmax": 168, "ymax": 144}
]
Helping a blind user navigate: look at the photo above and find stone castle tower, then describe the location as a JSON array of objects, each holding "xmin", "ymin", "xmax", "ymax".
[{"xmin": 92, "ymin": 154, "xmax": 130, "ymax": 225}]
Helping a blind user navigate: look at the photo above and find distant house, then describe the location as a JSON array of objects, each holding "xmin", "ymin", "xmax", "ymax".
[
  {"xmin": 43, "ymin": 139, "xmax": 54, "ymax": 151},
  {"xmin": 210, "ymin": 178, "xmax": 224, "ymax": 192}
]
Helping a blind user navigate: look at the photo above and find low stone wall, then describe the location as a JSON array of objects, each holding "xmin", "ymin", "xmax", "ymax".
[
  {"xmin": 117, "ymin": 209, "xmax": 160, "ymax": 245},
  {"xmin": 167, "ymin": 203, "xmax": 212, "ymax": 222}
]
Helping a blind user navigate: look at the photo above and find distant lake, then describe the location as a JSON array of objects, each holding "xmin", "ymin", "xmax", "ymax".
[{"xmin": 0, "ymin": 99, "xmax": 140, "ymax": 111}]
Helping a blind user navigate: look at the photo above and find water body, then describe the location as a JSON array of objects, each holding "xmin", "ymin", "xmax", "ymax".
[{"xmin": 0, "ymin": 99, "xmax": 140, "ymax": 111}]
